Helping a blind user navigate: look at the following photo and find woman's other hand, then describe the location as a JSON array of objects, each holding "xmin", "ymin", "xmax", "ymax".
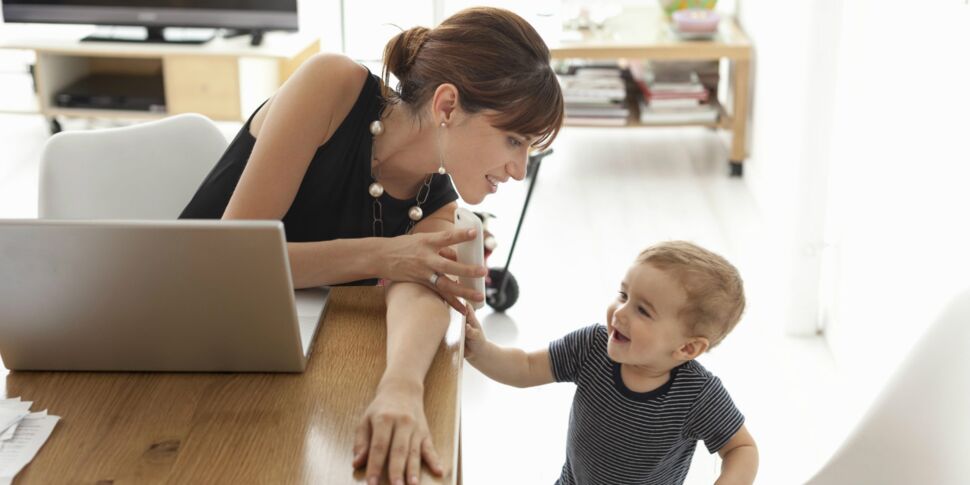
[
  {"xmin": 353, "ymin": 379, "xmax": 445, "ymax": 485},
  {"xmin": 380, "ymin": 228, "xmax": 487, "ymax": 312}
]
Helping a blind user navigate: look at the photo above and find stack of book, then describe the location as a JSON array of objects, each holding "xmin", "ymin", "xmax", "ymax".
[
  {"xmin": 631, "ymin": 61, "xmax": 719, "ymax": 125},
  {"xmin": 653, "ymin": 60, "xmax": 721, "ymax": 91},
  {"xmin": 558, "ymin": 65, "xmax": 631, "ymax": 126}
]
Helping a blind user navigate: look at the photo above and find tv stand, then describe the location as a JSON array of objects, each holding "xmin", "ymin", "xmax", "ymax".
[
  {"xmin": 81, "ymin": 26, "xmax": 216, "ymax": 45},
  {"xmin": 0, "ymin": 26, "xmax": 320, "ymax": 131},
  {"xmin": 222, "ymin": 29, "xmax": 265, "ymax": 47}
]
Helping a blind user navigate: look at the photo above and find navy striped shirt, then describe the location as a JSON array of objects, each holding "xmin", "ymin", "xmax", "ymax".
[{"xmin": 549, "ymin": 324, "xmax": 744, "ymax": 485}]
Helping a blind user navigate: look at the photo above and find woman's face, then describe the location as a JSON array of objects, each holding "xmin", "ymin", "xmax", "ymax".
[{"xmin": 443, "ymin": 111, "xmax": 531, "ymax": 204}]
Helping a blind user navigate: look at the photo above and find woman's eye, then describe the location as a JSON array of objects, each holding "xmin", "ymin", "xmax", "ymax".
[{"xmin": 508, "ymin": 136, "xmax": 522, "ymax": 148}]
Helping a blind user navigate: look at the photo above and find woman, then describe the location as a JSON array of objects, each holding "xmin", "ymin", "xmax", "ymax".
[{"xmin": 181, "ymin": 7, "xmax": 563, "ymax": 484}]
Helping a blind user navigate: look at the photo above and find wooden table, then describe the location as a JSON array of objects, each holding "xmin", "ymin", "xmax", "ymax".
[
  {"xmin": 0, "ymin": 287, "xmax": 463, "ymax": 484},
  {"xmin": 548, "ymin": 6, "xmax": 753, "ymax": 175}
]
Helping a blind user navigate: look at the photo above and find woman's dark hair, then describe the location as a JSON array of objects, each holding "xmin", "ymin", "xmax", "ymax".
[{"xmin": 382, "ymin": 7, "xmax": 563, "ymax": 150}]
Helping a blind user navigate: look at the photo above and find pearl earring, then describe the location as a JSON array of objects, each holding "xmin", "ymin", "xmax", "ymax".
[{"xmin": 437, "ymin": 121, "xmax": 447, "ymax": 175}]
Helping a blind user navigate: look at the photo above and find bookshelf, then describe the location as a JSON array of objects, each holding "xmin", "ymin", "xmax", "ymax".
[{"xmin": 548, "ymin": 7, "xmax": 752, "ymax": 176}]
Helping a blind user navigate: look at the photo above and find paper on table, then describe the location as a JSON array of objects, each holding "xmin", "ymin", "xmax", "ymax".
[
  {"xmin": 0, "ymin": 400, "xmax": 35, "ymax": 442},
  {"xmin": 0, "ymin": 427, "xmax": 15, "ymax": 443},
  {"xmin": 0, "ymin": 411, "xmax": 27, "ymax": 443},
  {"xmin": 0, "ymin": 411, "xmax": 60, "ymax": 484}
]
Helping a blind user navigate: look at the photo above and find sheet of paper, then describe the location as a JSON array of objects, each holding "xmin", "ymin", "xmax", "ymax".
[
  {"xmin": 0, "ymin": 411, "xmax": 59, "ymax": 483},
  {"xmin": 0, "ymin": 411, "xmax": 27, "ymax": 443},
  {"xmin": 0, "ymin": 401, "xmax": 34, "ymax": 442}
]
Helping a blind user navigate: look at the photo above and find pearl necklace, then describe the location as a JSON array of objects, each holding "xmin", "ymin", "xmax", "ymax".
[{"xmin": 368, "ymin": 119, "xmax": 433, "ymax": 237}]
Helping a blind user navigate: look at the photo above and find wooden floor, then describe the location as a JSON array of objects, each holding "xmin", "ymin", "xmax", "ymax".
[{"xmin": 0, "ymin": 115, "xmax": 842, "ymax": 484}]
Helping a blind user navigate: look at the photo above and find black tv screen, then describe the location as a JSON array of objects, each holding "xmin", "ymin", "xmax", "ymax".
[{"xmin": 2, "ymin": 0, "xmax": 299, "ymax": 32}]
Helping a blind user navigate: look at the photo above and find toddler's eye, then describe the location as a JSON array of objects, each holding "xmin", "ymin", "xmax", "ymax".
[
  {"xmin": 617, "ymin": 291, "xmax": 628, "ymax": 301},
  {"xmin": 638, "ymin": 306, "xmax": 652, "ymax": 318}
]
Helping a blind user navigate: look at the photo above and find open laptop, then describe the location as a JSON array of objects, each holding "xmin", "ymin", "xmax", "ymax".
[{"xmin": 0, "ymin": 219, "xmax": 327, "ymax": 372}]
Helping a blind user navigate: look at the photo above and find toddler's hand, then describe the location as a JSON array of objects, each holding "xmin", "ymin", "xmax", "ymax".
[{"xmin": 463, "ymin": 303, "xmax": 488, "ymax": 362}]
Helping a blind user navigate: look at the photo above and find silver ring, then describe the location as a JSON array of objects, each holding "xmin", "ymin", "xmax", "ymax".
[{"xmin": 429, "ymin": 273, "xmax": 440, "ymax": 286}]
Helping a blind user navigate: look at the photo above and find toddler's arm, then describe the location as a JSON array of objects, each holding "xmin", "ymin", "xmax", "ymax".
[
  {"xmin": 463, "ymin": 305, "xmax": 555, "ymax": 388},
  {"xmin": 714, "ymin": 425, "xmax": 758, "ymax": 485}
]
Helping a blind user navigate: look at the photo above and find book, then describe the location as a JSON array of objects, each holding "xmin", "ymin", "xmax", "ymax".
[
  {"xmin": 639, "ymin": 103, "xmax": 719, "ymax": 124},
  {"xmin": 565, "ymin": 116, "xmax": 629, "ymax": 126},
  {"xmin": 647, "ymin": 98, "xmax": 703, "ymax": 109},
  {"xmin": 633, "ymin": 79, "xmax": 709, "ymax": 102},
  {"xmin": 560, "ymin": 75, "xmax": 627, "ymax": 101},
  {"xmin": 567, "ymin": 106, "xmax": 630, "ymax": 118}
]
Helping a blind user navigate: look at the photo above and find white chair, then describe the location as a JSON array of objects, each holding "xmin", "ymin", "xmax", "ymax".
[
  {"xmin": 38, "ymin": 113, "xmax": 228, "ymax": 219},
  {"xmin": 806, "ymin": 288, "xmax": 970, "ymax": 484}
]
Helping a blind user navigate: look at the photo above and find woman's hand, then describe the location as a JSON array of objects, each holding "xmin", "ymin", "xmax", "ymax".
[
  {"xmin": 353, "ymin": 379, "xmax": 445, "ymax": 485},
  {"xmin": 463, "ymin": 303, "xmax": 489, "ymax": 363},
  {"xmin": 379, "ymin": 228, "xmax": 488, "ymax": 312}
]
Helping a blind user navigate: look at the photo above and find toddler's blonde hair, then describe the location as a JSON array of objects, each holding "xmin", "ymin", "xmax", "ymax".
[{"xmin": 637, "ymin": 241, "xmax": 745, "ymax": 349}]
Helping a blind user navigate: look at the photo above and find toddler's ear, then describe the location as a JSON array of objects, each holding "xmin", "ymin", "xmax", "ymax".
[{"xmin": 676, "ymin": 337, "xmax": 710, "ymax": 361}]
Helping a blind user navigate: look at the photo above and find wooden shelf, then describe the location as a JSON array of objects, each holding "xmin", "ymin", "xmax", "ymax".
[
  {"xmin": 549, "ymin": 10, "xmax": 751, "ymax": 62},
  {"xmin": 565, "ymin": 99, "xmax": 731, "ymax": 129},
  {"xmin": 550, "ymin": 6, "xmax": 752, "ymax": 167},
  {"xmin": 43, "ymin": 107, "xmax": 168, "ymax": 120},
  {"xmin": 0, "ymin": 27, "xmax": 319, "ymax": 130}
]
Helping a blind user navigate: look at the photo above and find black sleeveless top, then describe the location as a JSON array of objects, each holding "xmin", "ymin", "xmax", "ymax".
[{"xmin": 179, "ymin": 69, "xmax": 459, "ymax": 253}]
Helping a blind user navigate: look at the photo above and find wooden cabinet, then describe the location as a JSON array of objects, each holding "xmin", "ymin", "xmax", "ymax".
[{"xmin": 0, "ymin": 25, "xmax": 319, "ymax": 131}]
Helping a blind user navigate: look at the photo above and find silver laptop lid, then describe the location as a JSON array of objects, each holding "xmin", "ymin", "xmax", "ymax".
[{"xmin": 0, "ymin": 219, "xmax": 319, "ymax": 372}]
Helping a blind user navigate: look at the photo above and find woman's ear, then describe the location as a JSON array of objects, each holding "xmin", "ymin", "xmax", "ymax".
[
  {"xmin": 431, "ymin": 83, "xmax": 460, "ymax": 124},
  {"xmin": 675, "ymin": 337, "xmax": 710, "ymax": 361}
]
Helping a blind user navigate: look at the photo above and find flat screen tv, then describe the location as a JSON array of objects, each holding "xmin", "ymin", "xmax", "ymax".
[{"xmin": 2, "ymin": 1, "xmax": 298, "ymax": 45}]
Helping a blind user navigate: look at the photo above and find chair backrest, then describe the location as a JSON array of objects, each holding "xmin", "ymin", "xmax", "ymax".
[
  {"xmin": 38, "ymin": 113, "xmax": 228, "ymax": 220},
  {"xmin": 806, "ymin": 288, "xmax": 970, "ymax": 484}
]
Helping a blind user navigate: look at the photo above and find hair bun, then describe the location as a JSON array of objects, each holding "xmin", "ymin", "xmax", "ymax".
[{"xmin": 384, "ymin": 26, "xmax": 431, "ymax": 81}]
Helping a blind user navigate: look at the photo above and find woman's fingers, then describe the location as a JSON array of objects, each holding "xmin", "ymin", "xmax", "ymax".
[
  {"xmin": 421, "ymin": 436, "xmax": 446, "ymax": 477},
  {"xmin": 424, "ymin": 273, "xmax": 475, "ymax": 313},
  {"xmin": 387, "ymin": 421, "xmax": 414, "ymax": 485},
  {"xmin": 435, "ymin": 275, "xmax": 484, "ymax": 304},
  {"xmin": 352, "ymin": 419, "xmax": 371, "ymax": 468},
  {"xmin": 426, "ymin": 280, "xmax": 465, "ymax": 313},
  {"xmin": 432, "ymin": 255, "xmax": 487, "ymax": 280},
  {"xmin": 365, "ymin": 417, "xmax": 394, "ymax": 483},
  {"xmin": 445, "ymin": 296, "xmax": 466, "ymax": 314},
  {"xmin": 438, "ymin": 247, "xmax": 458, "ymax": 262},
  {"xmin": 431, "ymin": 228, "xmax": 477, "ymax": 248},
  {"xmin": 406, "ymin": 435, "xmax": 423, "ymax": 485}
]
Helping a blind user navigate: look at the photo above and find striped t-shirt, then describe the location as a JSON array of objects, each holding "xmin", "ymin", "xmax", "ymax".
[{"xmin": 549, "ymin": 324, "xmax": 744, "ymax": 485}]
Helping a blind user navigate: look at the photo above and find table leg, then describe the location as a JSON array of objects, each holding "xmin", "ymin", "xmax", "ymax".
[{"xmin": 730, "ymin": 58, "xmax": 751, "ymax": 176}]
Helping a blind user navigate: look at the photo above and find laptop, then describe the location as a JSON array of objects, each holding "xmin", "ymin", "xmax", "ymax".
[{"xmin": 0, "ymin": 219, "xmax": 327, "ymax": 372}]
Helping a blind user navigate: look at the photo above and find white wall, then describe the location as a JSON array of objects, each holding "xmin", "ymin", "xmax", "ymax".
[
  {"xmin": 297, "ymin": 0, "xmax": 341, "ymax": 53},
  {"xmin": 736, "ymin": 0, "xmax": 842, "ymax": 336},
  {"xmin": 741, "ymin": 0, "xmax": 970, "ymax": 430},
  {"xmin": 822, "ymin": 0, "xmax": 970, "ymax": 405}
]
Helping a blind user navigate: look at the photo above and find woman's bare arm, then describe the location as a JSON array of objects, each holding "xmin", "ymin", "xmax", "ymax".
[
  {"xmin": 354, "ymin": 201, "xmax": 477, "ymax": 484},
  {"xmin": 219, "ymin": 53, "xmax": 393, "ymax": 288}
]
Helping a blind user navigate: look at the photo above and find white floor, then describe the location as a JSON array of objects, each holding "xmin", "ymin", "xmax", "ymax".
[{"xmin": 0, "ymin": 114, "xmax": 846, "ymax": 484}]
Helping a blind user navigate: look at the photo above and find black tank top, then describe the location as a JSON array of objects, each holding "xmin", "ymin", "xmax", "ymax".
[{"xmin": 179, "ymin": 69, "xmax": 459, "ymax": 247}]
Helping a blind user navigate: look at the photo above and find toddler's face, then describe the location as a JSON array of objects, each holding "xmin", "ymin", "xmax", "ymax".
[{"xmin": 605, "ymin": 262, "xmax": 690, "ymax": 367}]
